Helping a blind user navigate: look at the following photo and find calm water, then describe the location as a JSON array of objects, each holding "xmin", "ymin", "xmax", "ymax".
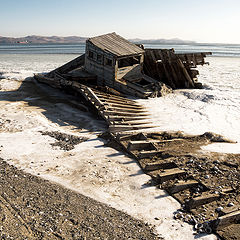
[{"xmin": 1, "ymin": 43, "xmax": 240, "ymax": 57}]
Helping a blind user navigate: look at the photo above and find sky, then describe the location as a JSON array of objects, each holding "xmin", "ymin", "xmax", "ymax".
[{"xmin": 1, "ymin": 0, "xmax": 240, "ymax": 44}]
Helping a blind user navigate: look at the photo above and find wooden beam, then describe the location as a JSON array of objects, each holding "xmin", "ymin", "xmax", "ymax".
[
  {"xmin": 167, "ymin": 180, "xmax": 199, "ymax": 194},
  {"xmin": 109, "ymin": 124, "xmax": 155, "ymax": 133},
  {"xmin": 104, "ymin": 111, "xmax": 148, "ymax": 117},
  {"xmin": 127, "ymin": 141, "xmax": 156, "ymax": 151},
  {"xmin": 138, "ymin": 150, "xmax": 166, "ymax": 159},
  {"xmin": 105, "ymin": 106, "xmax": 147, "ymax": 113},
  {"xmin": 185, "ymin": 188, "xmax": 233, "ymax": 210},
  {"xmin": 213, "ymin": 210, "xmax": 240, "ymax": 230},
  {"xmin": 142, "ymin": 160, "xmax": 177, "ymax": 171},
  {"xmin": 149, "ymin": 168, "xmax": 186, "ymax": 183}
]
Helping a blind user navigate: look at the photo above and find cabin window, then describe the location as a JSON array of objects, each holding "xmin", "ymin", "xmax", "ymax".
[
  {"xmin": 118, "ymin": 56, "xmax": 141, "ymax": 68},
  {"xmin": 88, "ymin": 50, "xmax": 94, "ymax": 59},
  {"xmin": 106, "ymin": 58, "xmax": 113, "ymax": 66},
  {"xmin": 97, "ymin": 54, "xmax": 103, "ymax": 63}
]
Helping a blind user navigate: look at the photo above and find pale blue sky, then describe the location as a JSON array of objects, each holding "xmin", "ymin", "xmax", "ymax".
[{"xmin": 1, "ymin": 0, "xmax": 240, "ymax": 43}]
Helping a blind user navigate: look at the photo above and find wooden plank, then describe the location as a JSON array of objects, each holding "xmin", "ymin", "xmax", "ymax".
[
  {"xmin": 185, "ymin": 188, "xmax": 233, "ymax": 210},
  {"xmin": 105, "ymin": 106, "xmax": 146, "ymax": 113},
  {"xmin": 47, "ymin": 54, "xmax": 85, "ymax": 77},
  {"xmin": 97, "ymin": 96, "xmax": 138, "ymax": 105},
  {"xmin": 186, "ymin": 193, "xmax": 220, "ymax": 210},
  {"xmin": 100, "ymin": 98, "xmax": 142, "ymax": 107},
  {"xmin": 158, "ymin": 51, "xmax": 175, "ymax": 88},
  {"xmin": 115, "ymin": 132, "xmax": 147, "ymax": 141},
  {"xmin": 142, "ymin": 159, "xmax": 177, "ymax": 171},
  {"xmin": 110, "ymin": 120, "xmax": 152, "ymax": 126},
  {"xmin": 105, "ymin": 102, "xmax": 144, "ymax": 110},
  {"xmin": 219, "ymin": 206, "xmax": 240, "ymax": 216},
  {"xmin": 167, "ymin": 180, "xmax": 199, "ymax": 194},
  {"xmin": 81, "ymin": 86, "xmax": 104, "ymax": 108},
  {"xmin": 176, "ymin": 59, "xmax": 195, "ymax": 88},
  {"xmin": 127, "ymin": 141, "xmax": 156, "ymax": 151},
  {"xmin": 138, "ymin": 150, "xmax": 166, "ymax": 159},
  {"xmin": 148, "ymin": 168, "xmax": 186, "ymax": 183},
  {"xmin": 213, "ymin": 210, "xmax": 240, "ymax": 230},
  {"xmin": 109, "ymin": 124, "xmax": 155, "ymax": 133},
  {"xmin": 93, "ymin": 92, "xmax": 137, "ymax": 103},
  {"xmin": 107, "ymin": 116, "xmax": 149, "ymax": 122},
  {"xmin": 104, "ymin": 111, "xmax": 148, "ymax": 117}
]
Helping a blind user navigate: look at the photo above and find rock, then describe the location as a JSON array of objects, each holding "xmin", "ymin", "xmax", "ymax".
[{"xmin": 215, "ymin": 207, "xmax": 223, "ymax": 212}]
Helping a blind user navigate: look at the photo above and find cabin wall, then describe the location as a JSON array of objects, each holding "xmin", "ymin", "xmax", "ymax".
[
  {"xmin": 116, "ymin": 54, "xmax": 144, "ymax": 80},
  {"xmin": 85, "ymin": 42, "xmax": 115, "ymax": 87},
  {"xmin": 116, "ymin": 64, "xmax": 142, "ymax": 80}
]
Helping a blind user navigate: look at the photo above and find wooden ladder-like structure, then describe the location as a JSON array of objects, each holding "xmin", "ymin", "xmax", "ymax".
[{"xmin": 74, "ymin": 83, "xmax": 156, "ymax": 133}]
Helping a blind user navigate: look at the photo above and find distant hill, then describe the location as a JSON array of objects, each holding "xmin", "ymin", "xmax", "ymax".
[
  {"xmin": 0, "ymin": 35, "xmax": 88, "ymax": 44},
  {"xmin": 129, "ymin": 38, "xmax": 196, "ymax": 45},
  {"xmin": 0, "ymin": 35, "xmax": 195, "ymax": 44}
]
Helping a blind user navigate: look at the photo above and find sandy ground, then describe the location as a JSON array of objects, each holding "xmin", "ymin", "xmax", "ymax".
[{"xmin": 0, "ymin": 78, "xmax": 216, "ymax": 239}]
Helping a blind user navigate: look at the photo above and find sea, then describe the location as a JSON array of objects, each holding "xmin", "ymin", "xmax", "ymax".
[{"xmin": 0, "ymin": 43, "xmax": 240, "ymax": 153}]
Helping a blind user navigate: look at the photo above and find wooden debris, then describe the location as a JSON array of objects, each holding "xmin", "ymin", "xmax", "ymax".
[
  {"xmin": 149, "ymin": 168, "xmax": 186, "ymax": 183},
  {"xmin": 167, "ymin": 180, "xmax": 199, "ymax": 194},
  {"xmin": 185, "ymin": 188, "xmax": 233, "ymax": 210},
  {"xmin": 144, "ymin": 49, "xmax": 211, "ymax": 90},
  {"xmin": 141, "ymin": 159, "xmax": 177, "ymax": 171},
  {"xmin": 213, "ymin": 210, "xmax": 240, "ymax": 230}
]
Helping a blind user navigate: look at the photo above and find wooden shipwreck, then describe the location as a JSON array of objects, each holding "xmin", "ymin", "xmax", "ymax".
[{"xmin": 35, "ymin": 32, "xmax": 211, "ymax": 98}]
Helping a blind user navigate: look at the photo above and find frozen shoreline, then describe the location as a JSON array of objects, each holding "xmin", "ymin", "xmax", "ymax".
[{"xmin": 0, "ymin": 77, "xmax": 216, "ymax": 239}]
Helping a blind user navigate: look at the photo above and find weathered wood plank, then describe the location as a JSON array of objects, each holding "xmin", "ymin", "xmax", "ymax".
[
  {"xmin": 148, "ymin": 168, "xmax": 186, "ymax": 183},
  {"xmin": 138, "ymin": 150, "xmax": 166, "ymax": 159},
  {"xmin": 104, "ymin": 102, "xmax": 144, "ymax": 109},
  {"xmin": 167, "ymin": 180, "xmax": 199, "ymax": 194},
  {"xmin": 213, "ymin": 210, "xmax": 240, "ymax": 230},
  {"xmin": 141, "ymin": 159, "xmax": 177, "ymax": 171},
  {"xmin": 109, "ymin": 124, "xmax": 155, "ymax": 133},
  {"xmin": 104, "ymin": 111, "xmax": 148, "ymax": 117},
  {"xmin": 185, "ymin": 188, "xmax": 233, "ymax": 210},
  {"xmin": 127, "ymin": 141, "xmax": 156, "ymax": 151},
  {"xmin": 105, "ymin": 106, "xmax": 146, "ymax": 113}
]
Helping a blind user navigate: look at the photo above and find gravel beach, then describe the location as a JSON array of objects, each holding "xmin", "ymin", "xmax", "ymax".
[{"xmin": 0, "ymin": 158, "xmax": 159, "ymax": 240}]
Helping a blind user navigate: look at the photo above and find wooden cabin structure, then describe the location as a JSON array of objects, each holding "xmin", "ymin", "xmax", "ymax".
[{"xmin": 84, "ymin": 32, "xmax": 171, "ymax": 98}]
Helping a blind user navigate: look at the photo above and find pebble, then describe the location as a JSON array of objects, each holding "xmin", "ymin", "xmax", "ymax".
[
  {"xmin": 227, "ymin": 202, "xmax": 234, "ymax": 207},
  {"xmin": 215, "ymin": 207, "xmax": 223, "ymax": 212},
  {"xmin": 204, "ymin": 175, "xmax": 210, "ymax": 179}
]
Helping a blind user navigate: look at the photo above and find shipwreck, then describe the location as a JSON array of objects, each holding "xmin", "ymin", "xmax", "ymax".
[{"xmin": 35, "ymin": 32, "xmax": 211, "ymax": 99}]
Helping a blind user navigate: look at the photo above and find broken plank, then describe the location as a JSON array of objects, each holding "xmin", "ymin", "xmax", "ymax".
[
  {"xmin": 105, "ymin": 102, "xmax": 144, "ymax": 110},
  {"xmin": 99, "ymin": 98, "xmax": 142, "ymax": 107},
  {"xmin": 110, "ymin": 121, "xmax": 152, "ymax": 126},
  {"xmin": 167, "ymin": 180, "xmax": 199, "ymax": 194},
  {"xmin": 109, "ymin": 124, "xmax": 155, "ymax": 133},
  {"xmin": 104, "ymin": 111, "xmax": 148, "ymax": 117},
  {"xmin": 138, "ymin": 150, "xmax": 165, "ymax": 159},
  {"xmin": 105, "ymin": 106, "xmax": 147, "ymax": 113},
  {"xmin": 127, "ymin": 141, "xmax": 156, "ymax": 151},
  {"xmin": 148, "ymin": 168, "xmax": 186, "ymax": 183},
  {"xmin": 185, "ymin": 189, "xmax": 234, "ymax": 210},
  {"xmin": 213, "ymin": 210, "xmax": 240, "ymax": 230},
  {"xmin": 107, "ymin": 116, "xmax": 150, "ymax": 122},
  {"xmin": 141, "ymin": 159, "xmax": 177, "ymax": 171},
  {"xmin": 185, "ymin": 193, "xmax": 219, "ymax": 210}
]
